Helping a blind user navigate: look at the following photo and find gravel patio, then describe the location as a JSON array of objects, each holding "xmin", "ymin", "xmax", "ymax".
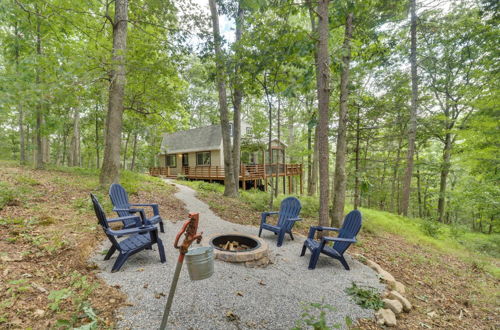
[{"xmin": 92, "ymin": 181, "xmax": 384, "ymax": 329}]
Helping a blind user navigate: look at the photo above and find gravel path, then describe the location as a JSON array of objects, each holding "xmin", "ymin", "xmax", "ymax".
[{"xmin": 92, "ymin": 181, "xmax": 384, "ymax": 329}]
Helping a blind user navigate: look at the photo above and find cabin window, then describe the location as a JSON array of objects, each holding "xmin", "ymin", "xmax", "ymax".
[
  {"xmin": 182, "ymin": 153, "xmax": 189, "ymax": 167},
  {"xmin": 165, "ymin": 154, "xmax": 177, "ymax": 167},
  {"xmin": 196, "ymin": 151, "xmax": 211, "ymax": 166}
]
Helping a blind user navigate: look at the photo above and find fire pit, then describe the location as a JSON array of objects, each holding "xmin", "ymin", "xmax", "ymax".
[
  {"xmin": 212, "ymin": 234, "xmax": 260, "ymax": 252},
  {"xmin": 205, "ymin": 232, "xmax": 269, "ymax": 267}
]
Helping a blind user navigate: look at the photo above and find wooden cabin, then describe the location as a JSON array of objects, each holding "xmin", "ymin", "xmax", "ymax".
[{"xmin": 149, "ymin": 124, "xmax": 303, "ymax": 193}]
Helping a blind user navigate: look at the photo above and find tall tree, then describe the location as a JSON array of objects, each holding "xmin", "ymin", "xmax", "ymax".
[
  {"xmin": 34, "ymin": 3, "xmax": 44, "ymax": 169},
  {"xmin": 100, "ymin": 0, "xmax": 129, "ymax": 185},
  {"xmin": 316, "ymin": 0, "xmax": 330, "ymax": 227},
  {"xmin": 68, "ymin": 108, "xmax": 81, "ymax": 166},
  {"xmin": 400, "ymin": 0, "xmax": 418, "ymax": 216},
  {"xmin": 331, "ymin": 10, "xmax": 354, "ymax": 227},
  {"xmin": 419, "ymin": 8, "xmax": 481, "ymax": 222},
  {"xmin": 231, "ymin": 2, "xmax": 245, "ymax": 195},
  {"xmin": 209, "ymin": 0, "xmax": 238, "ymax": 197}
]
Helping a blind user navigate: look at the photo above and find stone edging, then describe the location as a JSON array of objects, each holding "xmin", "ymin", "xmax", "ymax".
[{"xmin": 355, "ymin": 254, "xmax": 413, "ymax": 327}]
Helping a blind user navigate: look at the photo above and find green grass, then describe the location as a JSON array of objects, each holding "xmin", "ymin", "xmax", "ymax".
[
  {"xmin": 176, "ymin": 180, "xmax": 500, "ymax": 278},
  {"xmin": 359, "ymin": 207, "xmax": 499, "ymax": 277}
]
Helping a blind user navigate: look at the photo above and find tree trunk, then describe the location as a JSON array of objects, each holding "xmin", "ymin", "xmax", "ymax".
[
  {"xmin": 316, "ymin": 0, "xmax": 331, "ymax": 228},
  {"xmin": 14, "ymin": 22, "xmax": 26, "ymax": 165},
  {"xmin": 209, "ymin": 0, "xmax": 237, "ymax": 197},
  {"xmin": 400, "ymin": 0, "xmax": 419, "ymax": 216},
  {"xmin": 379, "ymin": 155, "xmax": 388, "ymax": 210},
  {"xmin": 130, "ymin": 132, "xmax": 138, "ymax": 170},
  {"xmin": 306, "ymin": 0, "xmax": 319, "ymax": 198},
  {"xmin": 309, "ymin": 125, "xmax": 319, "ymax": 196},
  {"xmin": 416, "ymin": 149, "xmax": 423, "ymax": 218},
  {"xmin": 69, "ymin": 108, "xmax": 81, "ymax": 166},
  {"xmin": 35, "ymin": 9, "xmax": 44, "ymax": 170},
  {"xmin": 331, "ymin": 11, "xmax": 353, "ymax": 227},
  {"xmin": 61, "ymin": 127, "xmax": 68, "ymax": 167},
  {"xmin": 122, "ymin": 131, "xmax": 130, "ymax": 169},
  {"xmin": 390, "ymin": 135, "xmax": 403, "ymax": 213},
  {"xmin": 353, "ymin": 106, "xmax": 361, "ymax": 209},
  {"xmin": 274, "ymin": 97, "xmax": 281, "ymax": 198},
  {"xmin": 307, "ymin": 108, "xmax": 313, "ymax": 193},
  {"xmin": 231, "ymin": 3, "xmax": 244, "ymax": 193},
  {"xmin": 95, "ymin": 103, "xmax": 100, "ymax": 168},
  {"xmin": 100, "ymin": 0, "xmax": 128, "ymax": 185},
  {"xmin": 42, "ymin": 129, "xmax": 50, "ymax": 164},
  {"xmin": 437, "ymin": 132, "xmax": 452, "ymax": 222}
]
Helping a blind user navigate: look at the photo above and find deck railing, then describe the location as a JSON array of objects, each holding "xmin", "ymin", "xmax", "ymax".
[
  {"xmin": 149, "ymin": 167, "xmax": 171, "ymax": 177},
  {"xmin": 149, "ymin": 163, "xmax": 302, "ymax": 179}
]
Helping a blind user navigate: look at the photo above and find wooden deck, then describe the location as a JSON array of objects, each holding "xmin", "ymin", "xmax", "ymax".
[{"xmin": 149, "ymin": 164, "xmax": 303, "ymax": 193}]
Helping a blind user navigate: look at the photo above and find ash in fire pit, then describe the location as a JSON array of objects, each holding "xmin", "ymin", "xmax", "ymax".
[
  {"xmin": 212, "ymin": 234, "xmax": 260, "ymax": 252},
  {"xmin": 206, "ymin": 233, "xmax": 270, "ymax": 267}
]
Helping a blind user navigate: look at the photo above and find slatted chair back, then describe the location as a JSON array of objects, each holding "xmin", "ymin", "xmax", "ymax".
[
  {"xmin": 90, "ymin": 193, "xmax": 120, "ymax": 249},
  {"xmin": 109, "ymin": 183, "xmax": 131, "ymax": 218},
  {"xmin": 277, "ymin": 197, "xmax": 302, "ymax": 231},
  {"xmin": 333, "ymin": 209, "xmax": 362, "ymax": 255}
]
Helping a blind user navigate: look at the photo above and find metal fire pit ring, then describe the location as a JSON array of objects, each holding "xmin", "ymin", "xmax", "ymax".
[
  {"xmin": 210, "ymin": 234, "xmax": 261, "ymax": 252},
  {"xmin": 204, "ymin": 232, "xmax": 268, "ymax": 263}
]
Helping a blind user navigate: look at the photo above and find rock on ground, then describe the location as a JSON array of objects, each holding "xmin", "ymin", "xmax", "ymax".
[
  {"xmin": 375, "ymin": 308, "xmax": 397, "ymax": 327},
  {"xmin": 388, "ymin": 290, "xmax": 412, "ymax": 312},
  {"xmin": 383, "ymin": 298, "xmax": 403, "ymax": 314}
]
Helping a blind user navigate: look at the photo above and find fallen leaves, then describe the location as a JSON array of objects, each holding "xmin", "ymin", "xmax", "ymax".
[
  {"xmin": 225, "ymin": 310, "xmax": 240, "ymax": 322},
  {"xmin": 155, "ymin": 292, "xmax": 166, "ymax": 299}
]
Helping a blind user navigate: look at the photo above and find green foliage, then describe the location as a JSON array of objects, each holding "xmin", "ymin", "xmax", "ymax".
[
  {"xmin": 198, "ymin": 182, "xmax": 224, "ymax": 193},
  {"xmin": 0, "ymin": 182, "xmax": 16, "ymax": 210},
  {"xmin": 73, "ymin": 305, "xmax": 98, "ymax": 330},
  {"xmin": 16, "ymin": 175, "xmax": 41, "ymax": 186},
  {"xmin": 7, "ymin": 279, "xmax": 31, "ymax": 295},
  {"xmin": 345, "ymin": 283, "xmax": 384, "ymax": 310},
  {"xmin": 420, "ymin": 220, "xmax": 444, "ymax": 238},
  {"xmin": 240, "ymin": 190, "xmax": 271, "ymax": 211},
  {"xmin": 293, "ymin": 301, "xmax": 341, "ymax": 330},
  {"xmin": 360, "ymin": 207, "xmax": 500, "ymax": 277},
  {"xmin": 48, "ymin": 289, "xmax": 73, "ymax": 311}
]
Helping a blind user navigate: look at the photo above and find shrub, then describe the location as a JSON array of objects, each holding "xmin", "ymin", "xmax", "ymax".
[
  {"xmin": 345, "ymin": 283, "xmax": 384, "ymax": 310},
  {"xmin": 198, "ymin": 182, "xmax": 224, "ymax": 193},
  {"xmin": 0, "ymin": 182, "xmax": 17, "ymax": 210},
  {"xmin": 241, "ymin": 190, "xmax": 271, "ymax": 211},
  {"xmin": 449, "ymin": 225, "xmax": 466, "ymax": 239},
  {"xmin": 420, "ymin": 220, "xmax": 443, "ymax": 238}
]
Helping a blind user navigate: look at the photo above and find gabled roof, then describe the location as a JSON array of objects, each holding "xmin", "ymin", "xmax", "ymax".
[{"xmin": 160, "ymin": 125, "xmax": 222, "ymax": 154}]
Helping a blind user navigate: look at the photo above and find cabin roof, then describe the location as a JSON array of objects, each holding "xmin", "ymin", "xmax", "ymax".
[{"xmin": 160, "ymin": 125, "xmax": 222, "ymax": 154}]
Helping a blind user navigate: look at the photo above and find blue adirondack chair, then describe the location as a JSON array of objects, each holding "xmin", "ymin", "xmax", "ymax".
[
  {"xmin": 300, "ymin": 209, "xmax": 362, "ymax": 270},
  {"xmin": 91, "ymin": 194, "xmax": 166, "ymax": 272},
  {"xmin": 258, "ymin": 196, "xmax": 302, "ymax": 247},
  {"xmin": 109, "ymin": 183, "xmax": 164, "ymax": 233}
]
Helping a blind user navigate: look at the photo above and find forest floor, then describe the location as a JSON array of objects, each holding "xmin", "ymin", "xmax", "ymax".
[
  {"xmin": 0, "ymin": 161, "xmax": 497, "ymax": 329},
  {"xmin": 176, "ymin": 180, "xmax": 499, "ymax": 329},
  {"xmin": 0, "ymin": 161, "xmax": 186, "ymax": 328}
]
